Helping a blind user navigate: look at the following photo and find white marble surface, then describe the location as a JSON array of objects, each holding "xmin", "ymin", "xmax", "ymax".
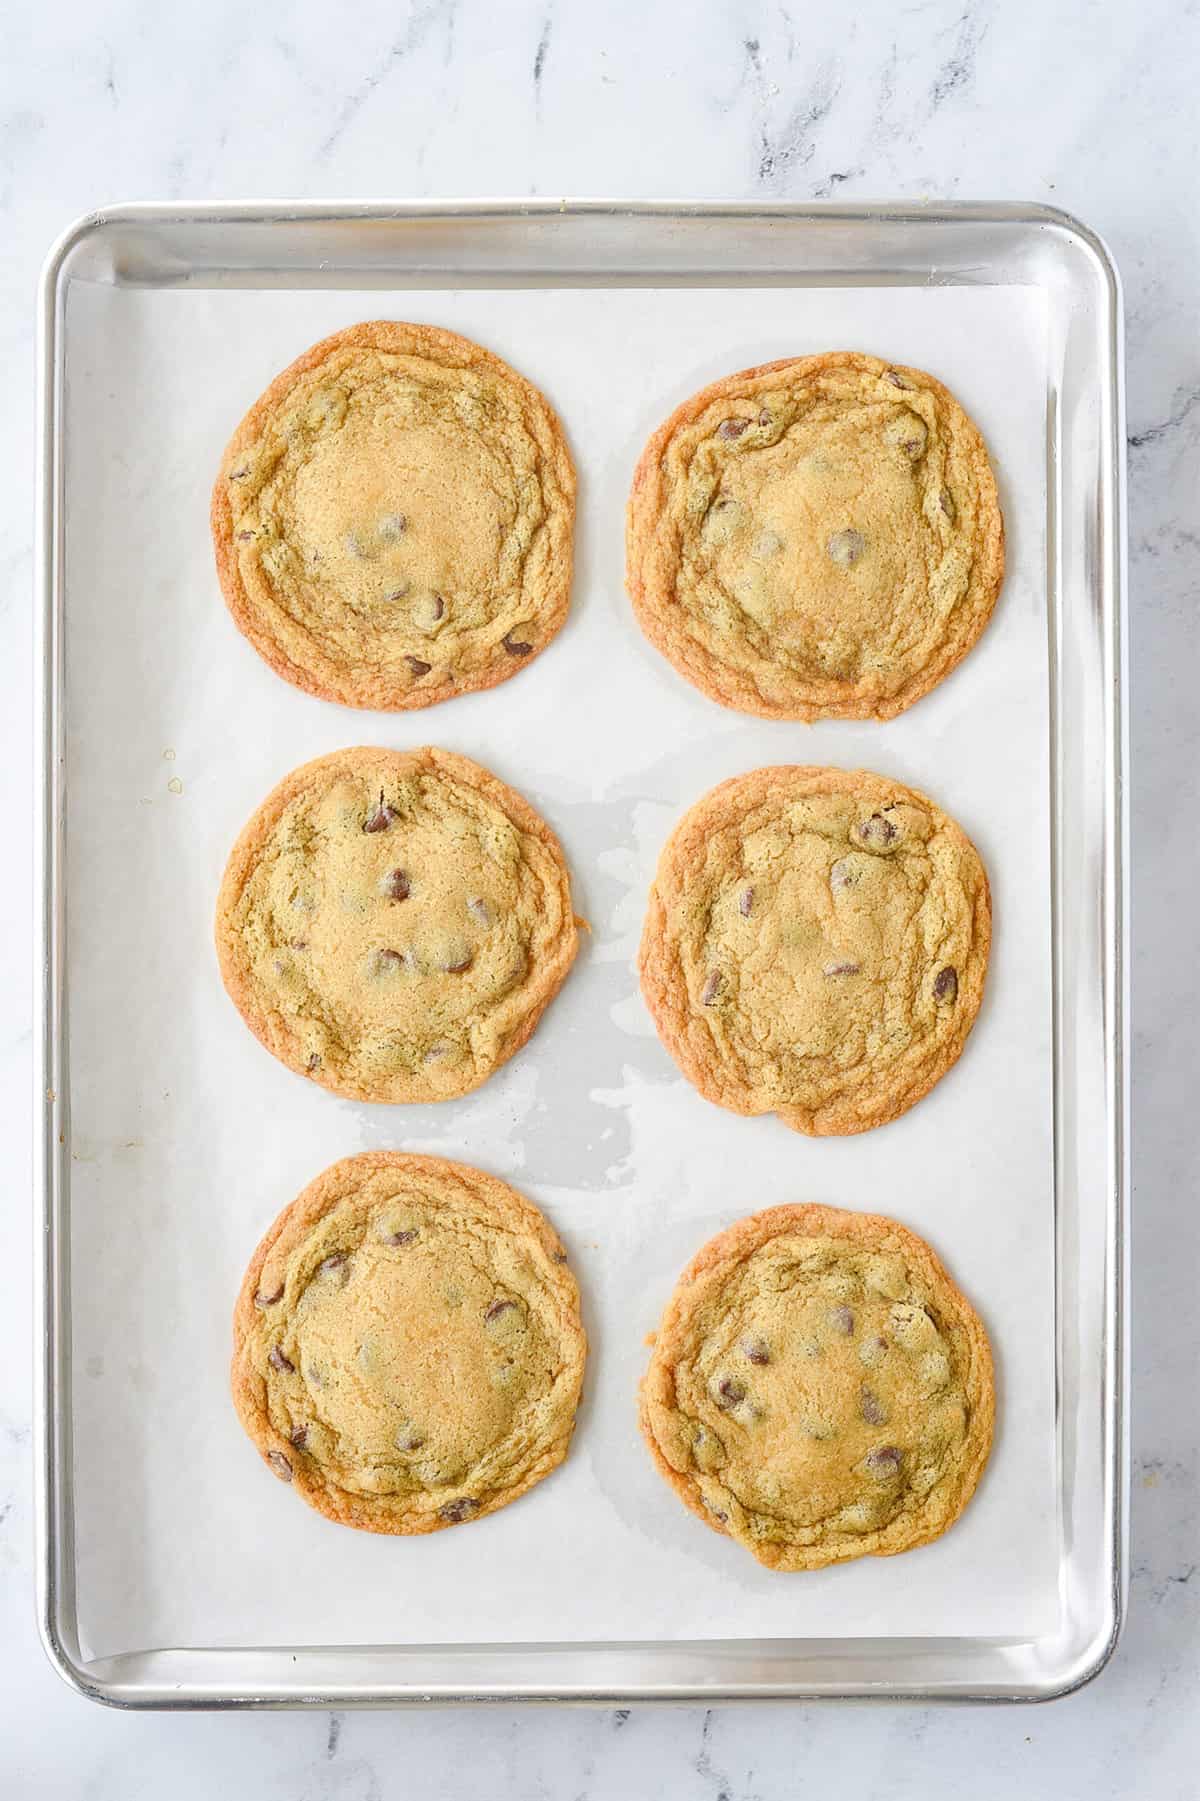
[{"xmin": 2, "ymin": 0, "xmax": 1196, "ymax": 1793}]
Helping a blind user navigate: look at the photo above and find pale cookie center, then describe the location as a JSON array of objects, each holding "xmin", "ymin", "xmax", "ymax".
[{"xmin": 294, "ymin": 1245, "xmax": 541, "ymax": 1492}]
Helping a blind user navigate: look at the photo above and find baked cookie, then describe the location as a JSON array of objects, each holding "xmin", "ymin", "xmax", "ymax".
[
  {"xmin": 640, "ymin": 1204, "xmax": 994, "ymax": 1570},
  {"xmin": 215, "ymin": 746, "xmax": 578, "ymax": 1103},
  {"xmin": 639, "ymin": 766, "xmax": 989, "ymax": 1135},
  {"xmin": 232, "ymin": 1152, "xmax": 586, "ymax": 1533},
  {"xmin": 212, "ymin": 321, "xmax": 575, "ymax": 709},
  {"xmin": 626, "ymin": 350, "xmax": 1003, "ymax": 720}
]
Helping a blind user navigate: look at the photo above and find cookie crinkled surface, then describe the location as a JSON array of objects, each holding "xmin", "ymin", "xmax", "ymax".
[
  {"xmin": 639, "ymin": 765, "xmax": 990, "ymax": 1136},
  {"xmin": 212, "ymin": 321, "xmax": 575, "ymax": 710},
  {"xmin": 232, "ymin": 1152, "xmax": 586, "ymax": 1534},
  {"xmin": 215, "ymin": 746, "xmax": 579, "ymax": 1104},
  {"xmin": 640, "ymin": 1204, "xmax": 994, "ymax": 1570},
  {"xmin": 626, "ymin": 350, "xmax": 1004, "ymax": 720}
]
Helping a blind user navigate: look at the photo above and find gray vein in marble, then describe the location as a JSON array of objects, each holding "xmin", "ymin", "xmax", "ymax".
[
  {"xmin": 1128, "ymin": 381, "xmax": 1200, "ymax": 449},
  {"xmin": 316, "ymin": 0, "xmax": 457, "ymax": 160},
  {"xmin": 929, "ymin": 4, "xmax": 990, "ymax": 111}
]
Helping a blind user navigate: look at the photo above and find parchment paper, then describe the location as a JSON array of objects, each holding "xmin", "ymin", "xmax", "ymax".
[{"xmin": 63, "ymin": 278, "xmax": 1056, "ymax": 1659}]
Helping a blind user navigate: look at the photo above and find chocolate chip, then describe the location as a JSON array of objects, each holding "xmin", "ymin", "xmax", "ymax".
[
  {"xmin": 318, "ymin": 1253, "xmax": 346, "ymax": 1277},
  {"xmin": 268, "ymin": 1345, "xmax": 294, "ymax": 1374},
  {"xmin": 386, "ymin": 1228, "xmax": 419, "ymax": 1246},
  {"xmin": 830, "ymin": 858, "xmax": 859, "ymax": 894},
  {"xmin": 484, "ymin": 1298, "xmax": 518, "ymax": 1323},
  {"xmin": 757, "ymin": 406, "xmax": 771, "ymax": 426},
  {"xmin": 440, "ymin": 947, "xmax": 473, "ymax": 974},
  {"xmin": 377, "ymin": 512, "xmax": 407, "ymax": 539},
  {"xmin": 823, "ymin": 960, "xmax": 860, "ymax": 977},
  {"xmin": 236, "ymin": 530, "xmax": 255, "ymax": 542},
  {"xmin": 741, "ymin": 1337, "xmax": 770, "ymax": 1365},
  {"xmin": 552, "ymin": 1249, "xmax": 569, "ymax": 1264},
  {"xmin": 502, "ymin": 631, "xmax": 533, "ymax": 656},
  {"xmin": 370, "ymin": 948, "xmax": 406, "ymax": 976},
  {"xmin": 884, "ymin": 369, "xmax": 909, "ymax": 389},
  {"xmin": 291, "ymin": 939, "xmax": 308, "ymax": 951},
  {"xmin": 290, "ymin": 1424, "xmax": 309, "ymax": 1450},
  {"xmin": 267, "ymin": 1450, "xmax": 293, "ymax": 1481},
  {"xmin": 306, "ymin": 1053, "xmax": 321, "ymax": 1072},
  {"xmin": 396, "ymin": 1428, "xmax": 424, "ymax": 1452},
  {"xmin": 860, "ymin": 1387, "xmax": 887, "ymax": 1426},
  {"xmin": 712, "ymin": 1508, "xmax": 730, "ymax": 1524},
  {"xmin": 715, "ymin": 1377, "xmax": 746, "ymax": 1409},
  {"xmin": 430, "ymin": 594, "xmax": 446, "ymax": 621},
  {"xmin": 701, "ymin": 971, "xmax": 722, "ymax": 1006},
  {"xmin": 939, "ymin": 489, "xmax": 956, "ymax": 520},
  {"xmin": 385, "ymin": 583, "xmax": 411, "ymax": 601},
  {"xmin": 405, "ymin": 656, "xmax": 432, "ymax": 676},
  {"xmin": 438, "ymin": 1497, "xmax": 479, "ymax": 1524},
  {"xmin": 718, "ymin": 417, "xmax": 749, "ymax": 440},
  {"xmin": 738, "ymin": 886, "xmax": 754, "ymax": 916},
  {"xmin": 254, "ymin": 1282, "xmax": 284, "ymax": 1310},
  {"xmin": 827, "ymin": 527, "xmax": 866, "ymax": 568},
  {"xmin": 831, "ymin": 1305, "xmax": 855, "ymax": 1335},
  {"xmin": 854, "ymin": 812, "xmax": 899, "ymax": 851},
  {"xmin": 380, "ymin": 868, "xmax": 410, "ymax": 901},
  {"xmin": 345, "ymin": 531, "xmax": 370, "ymax": 559},
  {"xmin": 229, "ymin": 466, "xmax": 250, "ymax": 481},
  {"xmin": 467, "ymin": 897, "xmax": 492, "ymax": 926},
  {"xmin": 867, "ymin": 1445, "xmax": 903, "ymax": 1476},
  {"xmin": 363, "ymin": 793, "xmax": 397, "ymax": 833},
  {"xmin": 934, "ymin": 966, "xmax": 958, "ymax": 1003}
]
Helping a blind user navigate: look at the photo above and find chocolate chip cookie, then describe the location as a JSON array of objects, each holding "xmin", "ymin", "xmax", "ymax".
[
  {"xmin": 640, "ymin": 1204, "xmax": 994, "ymax": 1570},
  {"xmin": 215, "ymin": 746, "xmax": 579, "ymax": 1103},
  {"xmin": 232, "ymin": 1152, "xmax": 586, "ymax": 1533},
  {"xmin": 639, "ymin": 766, "xmax": 990, "ymax": 1135},
  {"xmin": 212, "ymin": 321, "xmax": 575, "ymax": 710},
  {"xmin": 626, "ymin": 351, "xmax": 1004, "ymax": 720}
]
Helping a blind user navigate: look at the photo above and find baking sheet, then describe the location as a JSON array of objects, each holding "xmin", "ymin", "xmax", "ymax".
[{"xmin": 64, "ymin": 280, "xmax": 1055, "ymax": 1660}]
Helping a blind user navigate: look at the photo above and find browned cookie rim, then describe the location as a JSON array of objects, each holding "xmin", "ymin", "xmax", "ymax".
[
  {"xmin": 626, "ymin": 350, "xmax": 1005, "ymax": 722},
  {"xmin": 639, "ymin": 1203, "xmax": 995, "ymax": 1570},
  {"xmin": 215, "ymin": 745, "xmax": 579, "ymax": 1103},
  {"xmin": 638, "ymin": 765, "xmax": 991, "ymax": 1136},
  {"xmin": 212, "ymin": 320, "xmax": 576, "ymax": 711},
  {"xmin": 232, "ymin": 1151, "xmax": 587, "ymax": 1534}
]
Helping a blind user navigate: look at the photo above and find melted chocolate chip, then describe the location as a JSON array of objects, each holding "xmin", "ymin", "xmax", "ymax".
[
  {"xmin": 860, "ymin": 1387, "xmax": 887, "ymax": 1426},
  {"xmin": 430, "ymin": 594, "xmax": 446, "ymax": 621},
  {"xmin": 831, "ymin": 1305, "xmax": 855, "ymax": 1335},
  {"xmin": 884, "ymin": 369, "xmax": 909, "ymax": 389},
  {"xmin": 827, "ymin": 527, "xmax": 866, "ymax": 568},
  {"xmin": 405, "ymin": 656, "xmax": 432, "ymax": 677},
  {"xmin": 939, "ymin": 489, "xmax": 956, "ymax": 520},
  {"xmin": 830, "ymin": 858, "xmax": 859, "ymax": 893},
  {"xmin": 380, "ymin": 868, "xmax": 411, "ymax": 901},
  {"xmin": 855, "ymin": 812, "xmax": 899, "ymax": 851},
  {"xmin": 716, "ymin": 1377, "xmax": 746, "ymax": 1409},
  {"xmin": 701, "ymin": 971, "xmax": 722, "ymax": 1006},
  {"xmin": 386, "ymin": 1228, "xmax": 419, "ymax": 1247},
  {"xmin": 229, "ymin": 466, "xmax": 250, "ymax": 481},
  {"xmin": 370, "ymin": 948, "xmax": 406, "ymax": 976},
  {"xmin": 438, "ymin": 1497, "xmax": 480, "ymax": 1524},
  {"xmin": 712, "ymin": 1508, "xmax": 730, "ymax": 1524},
  {"xmin": 306, "ymin": 1053, "xmax": 321, "ymax": 1073},
  {"xmin": 823, "ymin": 960, "xmax": 861, "ymax": 977},
  {"xmin": 757, "ymin": 406, "xmax": 772, "ymax": 426},
  {"xmin": 741, "ymin": 1337, "xmax": 770, "ymax": 1365},
  {"xmin": 467, "ymin": 897, "xmax": 492, "ymax": 926},
  {"xmin": 396, "ymin": 1428, "xmax": 425, "ymax": 1452},
  {"xmin": 267, "ymin": 1450, "xmax": 293, "ymax": 1481},
  {"xmin": 484, "ymin": 1298, "xmax": 518, "ymax": 1323},
  {"xmin": 268, "ymin": 1345, "xmax": 294, "ymax": 1374},
  {"xmin": 318, "ymin": 1253, "xmax": 346, "ymax": 1277},
  {"xmin": 378, "ymin": 512, "xmax": 407, "ymax": 539},
  {"xmin": 502, "ymin": 632, "xmax": 533, "ymax": 656},
  {"xmin": 363, "ymin": 793, "xmax": 397, "ymax": 833},
  {"xmin": 738, "ymin": 886, "xmax": 754, "ymax": 916},
  {"xmin": 867, "ymin": 1445, "xmax": 903, "ymax": 1476},
  {"xmin": 254, "ymin": 1282, "xmax": 284, "ymax": 1310},
  {"xmin": 718, "ymin": 417, "xmax": 749, "ymax": 440},
  {"xmin": 934, "ymin": 966, "xmax": 959, "ymax": 1003},
  {"xmin": 440, "ymin": 949, "xmax": 474, "ymax": 974},
  {"xmin": 290, "ymin": 1424, "xmax": 309, "ymax": 1450}
]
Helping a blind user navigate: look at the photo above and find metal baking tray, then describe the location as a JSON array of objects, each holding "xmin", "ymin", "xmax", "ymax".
[{"xmin": 35, "ymin": 201, "xmax": 1128, "ymax": 1706}]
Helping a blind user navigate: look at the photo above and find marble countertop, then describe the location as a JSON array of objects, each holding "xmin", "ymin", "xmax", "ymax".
[{"xmin": 3, "ymin": 1, "xmax": 1196, "ymax": 1794}]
